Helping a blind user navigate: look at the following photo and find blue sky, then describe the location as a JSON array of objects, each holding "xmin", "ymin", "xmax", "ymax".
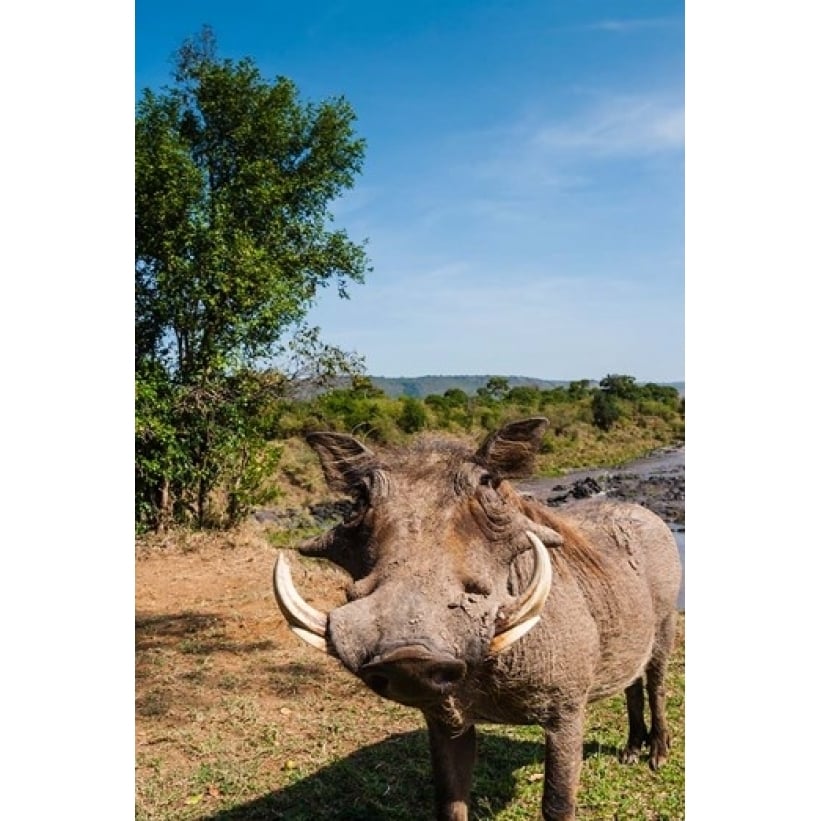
[{"xmin": 136, "ymin": 0, "xmax": 684, "ymax": 383}]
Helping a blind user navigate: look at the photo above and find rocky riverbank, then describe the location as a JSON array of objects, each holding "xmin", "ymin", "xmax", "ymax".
[{"xmin": 517, "ymin": 446, "xmax": 685, "ymax": 529}]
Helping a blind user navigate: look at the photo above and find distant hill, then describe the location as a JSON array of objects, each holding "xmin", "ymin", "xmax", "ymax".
[
  {"xmin": 369, "ymin": 375, "xmax": 684, "ymax": 399},
  {"xmin": 370, "ymin": 375, "xmax": 566, "ymax": 398}
]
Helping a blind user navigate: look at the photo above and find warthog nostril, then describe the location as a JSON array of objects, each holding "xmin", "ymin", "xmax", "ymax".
[
  {"xmin": 360, "ymin": 645, "xmax": 467, "ymax": 702},
  {"xmin": 428, "ymin": 662, "xmax": 466, "ymax": 687},
  {"xmin": 363, "ymin": 672, "xmax": 390, "ymax": 695}
]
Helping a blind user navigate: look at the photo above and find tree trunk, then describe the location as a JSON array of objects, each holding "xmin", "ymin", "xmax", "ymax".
[{"xmin": 156, "ymin": 477, "xmax": 171, "ymax": 532}]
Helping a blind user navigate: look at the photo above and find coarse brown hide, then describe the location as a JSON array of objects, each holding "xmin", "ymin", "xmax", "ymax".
[{"xmin": 273, "ymin": 418, "xmax": 682, "ymax": 821}]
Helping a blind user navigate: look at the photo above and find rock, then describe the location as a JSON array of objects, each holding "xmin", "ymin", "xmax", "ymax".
[{"xmin": 309, "ymin": 500, "xmax": 355, "ymax": 524}]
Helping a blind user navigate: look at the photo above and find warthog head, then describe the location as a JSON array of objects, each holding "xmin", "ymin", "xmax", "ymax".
[{"xmin": 274, "ymin": 418, "xmax": 563, "ymax": 708}]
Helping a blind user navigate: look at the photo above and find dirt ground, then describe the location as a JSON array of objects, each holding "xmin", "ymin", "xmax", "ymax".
[{"xmin": 136, "ymin": 524, "xmax": 428, "ymax": 819}]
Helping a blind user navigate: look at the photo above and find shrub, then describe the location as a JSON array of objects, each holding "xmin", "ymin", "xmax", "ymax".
[
  {"xmin": 592, "ymin": 390, "xmax": 621, "ymax": 431},
  {"xmin": 397, "ymin": 397, "xmax": 428, "ymax": 434}
]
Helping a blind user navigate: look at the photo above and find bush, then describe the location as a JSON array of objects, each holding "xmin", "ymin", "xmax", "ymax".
[
  {"xmin": 506, "ymin": 385, "xmax": 541, "ymax": 409},
  {"xmin": 397, "ymin": 397, "xmax": 428, "ymax": 434},
  {"xmin": 592, "ymin": 390, "xmax": 621, "ymax": 431}
]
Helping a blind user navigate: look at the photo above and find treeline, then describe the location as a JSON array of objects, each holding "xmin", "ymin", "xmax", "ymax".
[
  {"xmin": 135, "ymin": 373, "xmax": 683, "ymax": 532},
  {"xmin": 273, "ymin": 374, "xmax": 682, "ymax": 441}
]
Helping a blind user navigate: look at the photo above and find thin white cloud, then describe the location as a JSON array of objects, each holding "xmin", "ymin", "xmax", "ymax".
[
  {"xmin": 585, "ymin": 18, "xmax": 680, "ymax": 33},
  {"xmin": 532, "ymin": 94, "xmax": 684, "ymax": 158},
  {"xmin": 331, "ymin": 185, "xmax": 382, "ymax": 219},
  {"xmin": 349, "ymin": 88, "xmax": 682, "ymax": 257},
  {"xmin": 418, "ymin": 89, "xmax": 682, "ymax": 238}
]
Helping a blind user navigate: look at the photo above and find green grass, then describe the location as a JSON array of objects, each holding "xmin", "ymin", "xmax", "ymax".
[{"xmin": 137, "ymin": 619, "xmax": 684, "ymax": 820}]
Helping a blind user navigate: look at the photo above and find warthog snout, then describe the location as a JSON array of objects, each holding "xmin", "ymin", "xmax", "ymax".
[{"xmin": 360, "ymin": 644, "xmax": 467, "ymax": 704}]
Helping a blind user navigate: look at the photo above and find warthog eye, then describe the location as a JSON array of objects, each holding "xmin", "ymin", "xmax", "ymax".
[
  {"xmin": 463, "ymin": 578, "xmax": 491, "ymax": 596},
  {"xmin": 479, "ymin": 472, "xmax": 500, "ymax": 489},
  {"xmin": 351, "ymin": 482, "xmax": 371, "ymax": 510}
]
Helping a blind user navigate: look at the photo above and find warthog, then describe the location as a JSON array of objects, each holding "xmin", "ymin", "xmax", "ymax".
[{"xmin": 274, "ymin": 418, "xmax": 681, "ymax": 820}]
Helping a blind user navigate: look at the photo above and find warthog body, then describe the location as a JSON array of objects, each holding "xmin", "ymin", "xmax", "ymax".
[{"xmin": 274, "ymin": 418, "xmax": 681, "ymax": 820}]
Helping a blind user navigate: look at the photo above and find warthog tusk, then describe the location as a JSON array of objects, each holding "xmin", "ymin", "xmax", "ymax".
[
  {"xmin": 489, "ymin": 531, "xmax": 553, "ymax": 655},
  {"xmin": 273, "ymin": 552, "xmax": 332, "ymax": 654}
]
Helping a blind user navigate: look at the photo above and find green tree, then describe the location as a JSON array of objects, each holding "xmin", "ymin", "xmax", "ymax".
[
  {"xmin": 591, "ymin": 389, "xmax": 621, "ymax": 431},
  {"xmin": 506, "ymin": 385, "xmax": 540, "ymax": 408},
  {"xmin": 135, "ymin": 28, "xmax": 369, "ymax": 529},
  {"xmin": 599, "ymin": 374, "xmax": 639, "ymax": 399},
  {"xmin": 477, "ymin": 376, "xmax": 509, "ymax": 402},
  {"xmin": 443, "ymin": 388, "xmax": 469, "ymax": 407},
  {"xmin": 639, "ymin": 382, "xmax": 680, "ymax": 405},
  {"xmin": 349, "ymin": 375, "xmax": 386, "ymax": 399},
  {"xmin": 540, "ymin": 386, "xmax": 570, "ymax": 405},
  {"xmin": 397, "ymin": 397, "xmax": 427, "ymax": 434},
  {"xmin": 424, "ymin": 393, "xmax": 450, "ymax": 429}
]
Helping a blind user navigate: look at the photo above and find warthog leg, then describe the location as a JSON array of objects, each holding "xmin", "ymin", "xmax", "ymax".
[
  {"xmin": 646, "ymin": 611, "xmax": 677, "ymax": 770},
  {"xmin": 425, "ymin": 716, "xmax": 477, "ymax": 821},
  {"xmin": 542, "ymin": 705, "xmax": 585, "ymax": 821},
  {"xmin": 620, "ymin": 677, "xmax": 649, "ymax": 765},
  {"xmin": 619, "ymin": 609, "xmax": 677, "ymax": 769}
]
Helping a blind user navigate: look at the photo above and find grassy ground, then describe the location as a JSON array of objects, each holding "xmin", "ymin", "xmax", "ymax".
[
  {"xmin": 136, "ymin": 526, "xmax": 684, "ymax": 820},
  {"xmin": 533, "ymin": 417, "xmax": 682, "ymax": 477}
]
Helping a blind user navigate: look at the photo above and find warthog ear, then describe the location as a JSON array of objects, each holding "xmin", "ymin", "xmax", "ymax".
[
  {"xmin": 306, "ymin": 432, "xmax": 378, "ymax": 493},
  {"xmin": 476, "ymin": 417, "xmax": 549, "ymax": 478}
]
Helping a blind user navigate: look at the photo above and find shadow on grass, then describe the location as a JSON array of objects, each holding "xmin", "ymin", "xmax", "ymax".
[
  {"xmin": 199, "ymin": 729, "xmax": 546, "ymax": 820},
  {"xmin": 136, "ymin": 611, "xmax": 274, "ymax": 655},
  {"xmin": 582, "ymin": 740, "xmax": 623, "ymax": 760},
  {"xmin": 136, "ymin": 611, "xmax": 226, "ymax": 649}
]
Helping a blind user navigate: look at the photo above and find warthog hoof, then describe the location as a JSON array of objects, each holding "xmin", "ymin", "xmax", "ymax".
[
  {"xmin": 619, "ymin": 745, "xmax": 642, "ymax": 765},
  {"xmin": 648, "ymin": 732, "xmax": 670, "ymax": 771}
]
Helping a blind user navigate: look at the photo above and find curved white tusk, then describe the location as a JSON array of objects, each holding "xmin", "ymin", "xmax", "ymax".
[
  {"xmin": 273, "ymin": 552, "xmax": 331, "ymax": 654},
  {"xmin": 488, "ymin": 531, "xmax": 553, "ymax": 656},
  {"xmin": 488, "ymin": 615, "xmax": 542, "ymax": 655},
  {"xmin": 290, "ymin": 626, "xmax": 333, "ymax": 653}
]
